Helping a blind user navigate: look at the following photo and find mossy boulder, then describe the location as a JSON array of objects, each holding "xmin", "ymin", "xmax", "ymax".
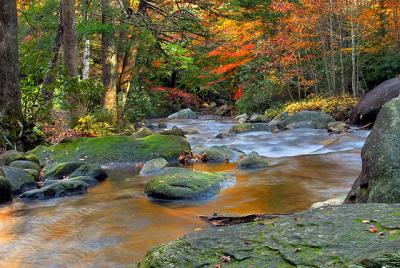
[
  {"xmin": 140, "ymin": 158, "xmax": 169, "ymax": 176},
  {"xmin": 9, "ymin": 160, "xmax": 41, "ymax": 172},
  {"xmin": 132, "ymin": 127, "xmax": 154, "ymax": 139},
  {"xmin": 70, "ymin": 176, "xmax": 99, "ymax": 186},
  {"xmin": 0, "ymin": 150, "xmax": 24, "ymax": 167},
  {"xmin": 167, "ymin": 108, "xmax": 198, "ymax": 120},
  {"xmin": 237, "ymin": 152, "xmax": 269, "ymax": 169},
  {"xmin": 26, "ymin": 135, "xmax": 191, "ymax": 166},
  {"xmin": 144, "ymin": 167, "xmax": 233, "ymax": 200},
  {"xmin": 160, "ymin": 126, "xmax": 186, "ymax": 137},
  {"xmin": 69, "ymin": 164, "xmax": 107, "ymax": 181},
  {"xmin": 44, "ymin": 162, "xmax": 85, "ymax": 181},
  {"xmin": 20, "ymin": 180, "xmax": 88, "ymax": 200},
  {"xmin": 0, "ymin": 177, "xmax": 12, "ymax": 203},
  {"xmin": 229, "ymin": 123, "xmax": 271, "ymax": 134},
  {"xmin": 3, "ymin": 166, "xmax": 37, "ymax": 194},
  {"xmin": 346, "ymin": 98, "xmax": 400, "ymax": 203},
  {"xmin": 278, "ymin": 110, "xmax": 335, "ymax": 130},
  {"xmin": 139, "ymin": 204, "xmax": 400, "ymax": 267}
]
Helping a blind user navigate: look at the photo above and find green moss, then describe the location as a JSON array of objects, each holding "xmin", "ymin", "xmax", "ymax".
[{"xmin": 27, "ymin": 135, "xmax": 190, "ymax": 166}]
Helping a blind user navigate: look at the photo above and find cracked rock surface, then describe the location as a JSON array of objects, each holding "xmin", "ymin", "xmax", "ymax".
[{"xmin": 138, "ymin": 204, "xmax": 400, "ymax": 267}]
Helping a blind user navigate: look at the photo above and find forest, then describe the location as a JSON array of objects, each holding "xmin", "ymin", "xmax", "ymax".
[{"xmin": 1, "ymin": 0, "xmax": 400, "ymax": 267}]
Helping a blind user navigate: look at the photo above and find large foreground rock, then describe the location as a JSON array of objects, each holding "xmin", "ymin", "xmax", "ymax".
[
  {"xmin": 346, "ymin": 98, "xmax": 400, "ymax": 203},
  {"xmin": 20, "ymin": 180, "xmax": 88, "ymax": 200},
  {"xmin": 27, "ymin": 135, "xmax": 190, "ymax": 166},
  {"xmin": 167, "ymin": 108, "xmax": 198, "ymax": 120},
  {"xmin": 144, "ymin": 167, "xmax": 233, "ymax": 200},
  {"xmin": 351, "ymin": 77, "xmax": 400, "ymax": 125},
  {"xmin": 139, "ymin": 204, "xmax": 400, "ymax": 267}
]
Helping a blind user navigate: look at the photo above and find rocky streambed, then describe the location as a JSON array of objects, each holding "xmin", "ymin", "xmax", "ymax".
[{"xmin": 0, "ymin": 113, "xmax": 374, "ymax": 267}]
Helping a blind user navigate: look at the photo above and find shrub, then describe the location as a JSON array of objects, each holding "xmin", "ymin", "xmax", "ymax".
[
  {"xmin": 283, "ymin": 95, "xmax": 358, "ymax": 121},
  {"xmin": 74, "ymin": 115, "xmax": 114, "ymax": 137}
]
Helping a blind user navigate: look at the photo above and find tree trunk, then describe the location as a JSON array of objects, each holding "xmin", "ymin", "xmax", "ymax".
[
  {"xmin": 102, "ymin": 0, "xmax": 118, "ymax": 122},
  {"xmin": 0, "ymin": 0, "xmax": 24, "ymax": 150},
  {"xmin": 350, "ymin": 0, "xmax": 358, "ymax": 97},
  {"xmin": 61, "ymin": 0, "xmax": 83, "ymax": 124},
  {"xmin": 81, "ymin": 0, "xmax": 90, "ymax": 80}
]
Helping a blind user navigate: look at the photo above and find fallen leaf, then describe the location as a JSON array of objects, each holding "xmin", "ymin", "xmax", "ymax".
[
  {"xmin": 362, "ymin": 220, "xmax": 370, "ymax": 224},
  {"xmin": 369, "ymin": 225, "xmax": 378, "ymax": 233},
  {"xmin": 221, "ymin": 255, "xmax": 231, "ymax": 263}
]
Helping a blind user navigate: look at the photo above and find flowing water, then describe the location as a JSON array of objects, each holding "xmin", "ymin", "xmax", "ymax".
[{"xmin": 0, "ymin": 117, "xmax": 369, "ymax": 268}]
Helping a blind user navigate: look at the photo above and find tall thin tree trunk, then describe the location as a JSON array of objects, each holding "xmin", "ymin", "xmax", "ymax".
[
  {"xmin": 82, "ymin": 0, "xmax": 90, "ymax": 80},
  {"xmin": 0, "ymin": 0, "xmax": 24, "ymax": 149},
  {"xmin": 41, "ymin": 15, "xmax": 63, "ymax": 113},
  {"xmin": 350, "ymin": 0, "xmax": 358, "ymax": 97},
  {"xmin": 329, "ymin": 0, "xmax": 336, "ymax": 95},
  {"xmin": 102, "ymin": 0, "xmax": 118, "ymax": 121},
  {"xmin": 61, "ymin": 0, "xmax": 83, "ymax": 123}
]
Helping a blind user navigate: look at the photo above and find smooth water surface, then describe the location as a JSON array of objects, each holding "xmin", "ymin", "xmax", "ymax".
[{"xmin": 0, "ymin": 117, "xmax": 369, "ymax": 267}]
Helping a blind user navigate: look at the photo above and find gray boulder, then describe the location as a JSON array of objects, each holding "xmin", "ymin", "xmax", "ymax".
[
  {"xmin": 215, "ymin": 104, "xmax": 231, "ymax": 116},
  {"xmin": 346, "ymin": 98, "xmax": 400, "ymax": 203},
  {"xmin": 327, "ymin": 121, "xmax": 351, "ymax": 134},
  {"xmin": 44, "ymin": 162, "xmax": 84, "ymax": 181},
  {"xmin": 3, "ymin": 166, "xmax": 37, "ymax": 194},
  {"xmin": 193, "ymin": 145, "xmax": 235, "ymax": 163},
  {"xmin": 160, "ymin": 126, "xmax": 186, "ymax": 137},
  {"xmin": 69, "ymin": 164, "xmax": 107, "ymax": 181},
  {"xmin": 140, "ymin": 158, "xmax": 168, "ymax": 176},
  {"xmin": 229, "ymin": 123, "xmax": 271, "ymax": 133},
  {"xmin": 132, "ymin": 127, "xmax": 154, "ymax": 139},
  {"xmin": 9, "ymin": 160, "xmax": 41, "ymax": 172},
  {"xmin": 278, "ymin": 111, "xmax": 334, "ymax": 130},
  {"xmin": 20, "ymin": 180, "xmax": 88, "ymax": 200},
  {"xmin": 237, "ymin": 152, "xmax": 269, "ymax": 169},
  {"xmin": 144, "ymin": 167, "xmax": 233, "ymax": 200},
  {"xmin": 0, "ymin": 150, "xmax": 24, "ymax": 167},
  {"xmin": 351, "ymin": 77, "xmax": 400, "ymax": 125},
  {"xmin": 167, "ymin": 108, "xmax": 198, "ymax": 120},
  {"xmin": 0, "ymin": 176, "xmax": 12, "ymax": 203},
  {"xmin": 249, "ymin": 113, "xmax": 269, "ymax": 123}
]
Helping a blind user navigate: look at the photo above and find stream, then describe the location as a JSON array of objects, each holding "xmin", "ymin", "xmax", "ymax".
[{"xmin": 0, "ymin": 117, "xmax": 369, "ymax": 268}]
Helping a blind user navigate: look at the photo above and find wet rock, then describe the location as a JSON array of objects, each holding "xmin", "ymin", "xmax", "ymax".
[
  {"xmin": 215, "ymin": 104, "xmax": 231, "ymax": 116},
  {"xmin": 9, "ymin": 160, "xmax": 41, "ymax": 172},
  {"xmin": 310, "ymin": 194, "xmax": 346, "ymax": 209},
  {"xmin": 132, "ymin": 127, "xmax": 154, "ymax": 138},
  {"xmin": 249, "ymin": 113, "xmax": 269, "ymax": 123},
  {"xmin": 160, "ymin": 126, "xmax": 186, "ymax": 137},
  {"xmin": 3, "ymin": 166, "xmax": 37, "ymax": 194},
  {"xmin": 26, "ymin": 135, "xmax": 191, "ymax": 166},
  {"xmin": 229, "ymin": 123, "xmax": 271, "ymax": 133},
  {"xmin": 327, "ymin": 121, "xmax": 351, "ymax": 134},
  {"xmin": 20, "ymin": 180, "xmax": 88, "ymax": 200},
  {"xmin": 215, "ymin": 132, "xmax": 236, "ymax": 139},
  {"xmin": 286, "ymin": 121, "xmax": 316, "ymax": 129},
  {"xmin": 235, "ymin": 113, "xmax": 249, "ymax": 124},
  {"xmin": 0, "ymin": 177, "xmax": 12, "ymax": 203},
  {"xmin": 144, "ymin": 167, "xmax": 233, "ymax": 200},
  {"xmin": 70, "ymin": 176, "xmax": 99, "ymax": 186},
  {"xmin": 268, "ymin": 112, "xmax": 290, "ymax": 131},
  {"xmin": 44, "ymin": 162, "xmax": 85, "ymax": 181},
  {"xmin": 0, "ymin": 150, "xmax": 24, "ymax": 167},
  {"xmin": 140, "ymin": 158, "xmax": 168, "ymax": 176},
  {"xmin": 346, "ymin": 98, "xmax": 400, "ymax": 203},
  {"xmin": 24, "ymin": 169, "xmax": 40, "ymax": 180},
  {"xmin": 139, "ymin": 204, "xmax": 400, "ymax": 268},
  {"xmin": 351, "ymin": 77, "xmax": 400, "ymax": 125},
  {"xmin": 237, "ymin": 152, "xmax": 269, "ymax": 169},
  {"xmin": 193, "ymin": 145, "xmax": 234, "ymax": 163},
  {"xmin": 69, "ymin": 164, "xmax": 107, "ymax": 181},
  {"xmin": 167, "ymin": 108, "xmax": 198, "ymax": 120},
  {"xmin": 278, "ymin": 111, "xmax": 334, "ymax": 130}
]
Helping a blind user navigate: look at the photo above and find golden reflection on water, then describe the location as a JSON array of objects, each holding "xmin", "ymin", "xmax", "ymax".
[{"xmin": 0, "ymin": 151, "xmax": 361, "ymax": 267}]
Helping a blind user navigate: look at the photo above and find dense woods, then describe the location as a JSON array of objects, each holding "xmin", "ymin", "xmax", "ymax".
[{"xmin": 1, "ymin": 0, "xmax": 400, "ymax": 148}]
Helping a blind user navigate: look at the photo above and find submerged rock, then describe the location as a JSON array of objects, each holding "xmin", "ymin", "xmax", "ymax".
[
  {"xmin": 351, "ymin": 77, "xmax": 400, "ymax": 125},
  {"xmin": 140, "ymin": 158, "xmax": 168, "ymax": 176},
  {"xmin": 20, "ymin": 180, "xmax": 88, "ymax": 200},
  {"xmin": 346, "ymin": 98, "xmax": 400, "ymax": 203},
  {"xmin": 167, "ymin": 108, "xmax": 198, "ymax": 120},
  {"xmin": 237, "ymin": 152, "xmax": 269, "ymax": 169},
  {"xmin": 229, "ymin": 123, "xmax": 271, "ymax": 133},
  {"xmin": 144, "ymin": 167, "xmax": 233, "ymax": 200},
  {"xmin": 278, "ymin": 110, "xmax": 335, "ymax": 130},
  {"xmin": 26, "ymin": 135, "xmax": 191, "ymax": 166},
  {"xmin": 2, "ymin": 166, "xmax": 37, "ymax": 194},
  {"xmin": 9, "ymin": 160, "xmax": 41, "ymax": 172},
  {"xmin": 0, "ymin": 177, "xmax": 12, "ymax": 203},
  {"xmin": 139, "ymin": 204, "xmax": 400, "ymax": 267}
]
